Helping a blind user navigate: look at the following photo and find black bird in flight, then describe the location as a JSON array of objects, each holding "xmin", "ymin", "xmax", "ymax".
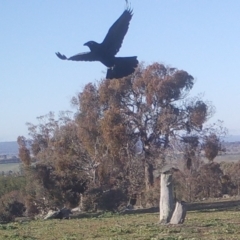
[{"xmin": 56, "ymin": 8, "xmax": 138, "ymax": 79}]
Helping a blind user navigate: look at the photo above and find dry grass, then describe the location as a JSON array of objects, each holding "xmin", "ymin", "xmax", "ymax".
[{"xmin": 0, "ymin": 209, "xmax": 240, "ymax": 240}]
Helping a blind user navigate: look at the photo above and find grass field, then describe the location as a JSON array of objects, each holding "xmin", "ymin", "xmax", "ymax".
[
  {"xmin": 1, "ymin": 209, "xmax": 240, "ymax": 240},
  {"xmin": 0, "ymin": 153, "xmax": 239, "ymax": 174},
  {"xmin": 0, "ymin": 163, "xmax": 21, "ymax": 173}
]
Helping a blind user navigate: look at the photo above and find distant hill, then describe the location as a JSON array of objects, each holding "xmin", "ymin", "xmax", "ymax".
[
  {"xmin": 0, "ymin": 135, "xmax": 239, "ymax": 156},
  {"xmin": 224, "ymin": 135, "xmax": 240, "ymax": 142},
  {"xmin": 0, "ymin": 141, "xmax": 18, "ymax": 155}
]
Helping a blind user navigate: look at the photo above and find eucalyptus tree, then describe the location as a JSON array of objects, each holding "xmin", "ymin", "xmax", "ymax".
[{"xmin": 73, "ymin": 62, "xmax": 225, "ymax": 223}]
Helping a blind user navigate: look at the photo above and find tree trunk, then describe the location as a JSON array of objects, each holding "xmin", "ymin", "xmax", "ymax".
[
  {"xmin": 145, "ymin": 162, "xmax": 154, "ymax": 191},
  {"xmin": 170, "ymin": 201, "xmax": 187, "ymax": 224},
  {"xmin": 79, "ymin": 193, "xmax": 83, "ymax": 210},
  {"xmin": 159, "ymin": 172, "xmax": 174, "ymax": 224}
]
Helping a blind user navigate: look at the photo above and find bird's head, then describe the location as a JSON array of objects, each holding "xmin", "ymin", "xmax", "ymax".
[{"xmin": 84, "ymin": 41, "xmax": 98, "ymax": 51}]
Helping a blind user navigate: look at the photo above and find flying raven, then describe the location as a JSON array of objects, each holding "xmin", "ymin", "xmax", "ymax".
[{"xmin": 56, "ymin": 8, "xmax": 138, "ymax": 79}]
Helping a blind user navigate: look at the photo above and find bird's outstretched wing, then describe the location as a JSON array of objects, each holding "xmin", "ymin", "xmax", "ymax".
[
  {"xmin": 55, "ymin": 52, "xmax": 97, "ymax": 61},
  {"xmin": 101, "ymin": 8, "xmax": 133, "ymax": 56}
]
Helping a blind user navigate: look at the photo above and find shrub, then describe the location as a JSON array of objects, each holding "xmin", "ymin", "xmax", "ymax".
[
  {"xmin": 99, "ymin": 189, "xmax": 128, "ymax": 212},
  {"xmin": 82, "ymin": 187, "xmax": 128, "ymax": 212},
  {"xmin": 144, "ymin": 178, "xmax": 160, "ymax": 208},
  {"xmin": 81, "ymin": 187, "xmax": 103, "ymax": 212},
  {"xmin": 0, "ymin": 191, "xmax": 25, "ymax": 222},
  {"xmin": 0, "ymin": 176, "xmax": 26, "ymax": 198}
]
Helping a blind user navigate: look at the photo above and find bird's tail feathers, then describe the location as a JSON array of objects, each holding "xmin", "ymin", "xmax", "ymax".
[{"xmin": 106, "ymin": 56, "xmax": 138, "ymax": 79}]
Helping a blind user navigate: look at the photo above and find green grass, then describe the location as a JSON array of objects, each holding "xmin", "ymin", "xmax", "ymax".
[
  {"xmin": 1, "ymin": 209, "xmax": 240, "ymax": 239},
  {"xmin": 0, "ymin": 163, "xmax": 21, "ymax": 173}
]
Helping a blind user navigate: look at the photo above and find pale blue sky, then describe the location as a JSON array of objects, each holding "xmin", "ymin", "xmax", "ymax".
[{"xmin": 1, "ymin": 0, "xmax": 240, "ymax": 141}]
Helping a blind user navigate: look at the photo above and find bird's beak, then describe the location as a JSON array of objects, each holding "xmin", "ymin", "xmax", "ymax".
[{"xmin": 83, "ymin": 42, "xmax": 87, "ymax": 46}]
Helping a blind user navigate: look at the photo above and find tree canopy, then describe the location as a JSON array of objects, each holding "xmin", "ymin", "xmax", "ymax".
[{"xmin": 17, "ymin": 63, "xmax": 226, "ymax": 215}]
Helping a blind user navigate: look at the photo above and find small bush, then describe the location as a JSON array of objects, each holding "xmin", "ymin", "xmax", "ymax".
[
  {"xmin": 82, "ymin": 187, "xmax": 103, "ymax": 212},
  {"xmin": 144, "ymin": 188, "xmax": 159, "ymax": 208},
  {"xmin": 82, "ymin": 188, "xmax": 127, "ymax": 212},
  {"xmin": 99, "ymin": 189, "xmax": 128, "ymax": 212},
  {"xmin": 0, "ymin": 191, "xmax": 25, "ymax": 222},
  {"xmin": 0, "ymin": 176, "xmax": 26, "ymax": 198}
]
